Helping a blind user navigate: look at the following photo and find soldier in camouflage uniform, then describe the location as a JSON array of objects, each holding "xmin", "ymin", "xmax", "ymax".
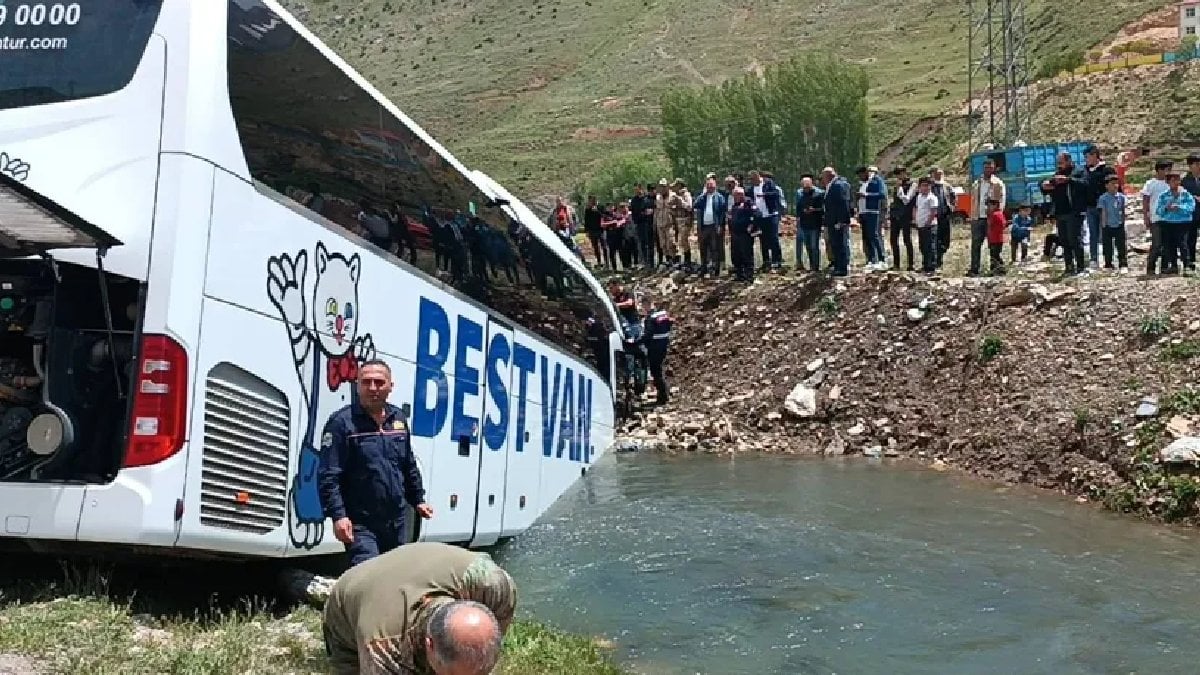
[
  {"xmin": 323, "ymin": 541, "xmax": 518, "ymax": 675},
  {"xmin": 653, "ymin": 178, "xmax": 679, "ymax": 266},
  {"xmin": 671, "ymin": 178, "xmax": 694, "ymax": 268}
]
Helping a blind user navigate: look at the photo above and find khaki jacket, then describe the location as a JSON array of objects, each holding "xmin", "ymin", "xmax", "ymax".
[{"xmin": 323, "ymin": 542, "xmax": 517, "ymax": 675}]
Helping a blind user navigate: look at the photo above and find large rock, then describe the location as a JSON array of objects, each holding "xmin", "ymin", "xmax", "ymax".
[
  {"xmin": 1160, "ymin": 437, "xmax": 1200, "ymax": 464},
  {"xmin": 783, "ymin": 382, "xmax": 818, "ymax": 418}
]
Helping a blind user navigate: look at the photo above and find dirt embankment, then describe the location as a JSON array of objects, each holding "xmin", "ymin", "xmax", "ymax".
[{"xmin": 619, "ymin": 270, "xmax": 1200, "ymax": 524}]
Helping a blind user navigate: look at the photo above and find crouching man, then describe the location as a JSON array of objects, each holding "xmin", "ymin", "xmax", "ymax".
[{"xmin": 323, "ymin": 542, "xmax": 518, "ymax": 675}]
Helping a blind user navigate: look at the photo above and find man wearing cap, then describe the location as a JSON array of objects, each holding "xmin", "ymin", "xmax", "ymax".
[
  {"xmin": 1181, "ymin": 155, "xmax": 1200, "ymax": 272},
  {"xmin": 653, "ymin": 179, "xmax": 679, "ymax": 267},
  {"xmin": 671, "ymin": 178, "xmax": 695, "ymax": 268}
]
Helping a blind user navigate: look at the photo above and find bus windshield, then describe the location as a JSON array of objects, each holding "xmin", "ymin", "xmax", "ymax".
[{"xmin": 0, "ymin": 1, "xmax": 163, "ymax": 111}]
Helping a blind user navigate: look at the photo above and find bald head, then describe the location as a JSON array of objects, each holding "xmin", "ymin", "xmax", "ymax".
[{"xmin": 425, "ymin": 600, "xmax": 502, "ymax": 675}]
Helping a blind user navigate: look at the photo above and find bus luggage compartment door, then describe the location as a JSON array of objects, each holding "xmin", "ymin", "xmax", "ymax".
[{"xmin": 468, "ymin": 317, "xmax": 513, "ymax": 547}]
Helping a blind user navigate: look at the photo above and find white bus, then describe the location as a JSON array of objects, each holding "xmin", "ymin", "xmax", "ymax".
[{"xmin": 0, "ymin": 0, "xmax": 622, "ymax": 561}]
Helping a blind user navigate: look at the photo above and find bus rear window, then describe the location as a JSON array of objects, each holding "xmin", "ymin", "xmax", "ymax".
[{"xmin": 0, "ymin": 1, "xmax": 164, "ymax": 111}]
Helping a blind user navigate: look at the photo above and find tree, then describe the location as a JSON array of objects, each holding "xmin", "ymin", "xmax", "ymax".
[
  {"xmin": 658, "ymin": 53, "xmax": 870, "ymax": 192},
  {"xmin": 571, "ymin": 151, "xmax": 671, "ymax": 208}
]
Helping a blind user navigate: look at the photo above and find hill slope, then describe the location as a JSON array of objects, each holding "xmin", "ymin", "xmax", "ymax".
[
  {"xmin": 280, "ymin": 0, "xmax": 1166, "ymax": 200},
  {"xmin": 891, "ymin": 60, "xmax": 1200, "ymax": 182}
]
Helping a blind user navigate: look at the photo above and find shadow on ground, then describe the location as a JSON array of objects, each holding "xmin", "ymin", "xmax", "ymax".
[{"xmin": 1, "ymin": 552, "xmax": 301, "ymax": 623}]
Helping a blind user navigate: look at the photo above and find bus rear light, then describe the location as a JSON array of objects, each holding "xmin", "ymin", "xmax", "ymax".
[{"xmin": 124, "ymin": 334, "xmax": 188, "ymax": 469}]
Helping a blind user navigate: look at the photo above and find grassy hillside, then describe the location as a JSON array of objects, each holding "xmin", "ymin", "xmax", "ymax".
[
  {"xmin": 280, "ymin": 0, "xmax": 1167, "ymax": 201},
  {"xmin": 889, "ymin": 60, "xmax": 1200, "ymax": 181}
]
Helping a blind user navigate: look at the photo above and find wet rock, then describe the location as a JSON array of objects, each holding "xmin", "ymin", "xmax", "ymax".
[
  {"xmin": 1160, "ymin": 437, "xmax": 1200, "ymax": 464},
  {"xmin": 783, "ymin": 383, "xmax": 818, "ymax": 418}
]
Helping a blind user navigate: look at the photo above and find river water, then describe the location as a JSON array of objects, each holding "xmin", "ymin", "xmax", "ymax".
[{"xmin": 493, "ymin": 453, "xmax": 1200, "ymax": 675}]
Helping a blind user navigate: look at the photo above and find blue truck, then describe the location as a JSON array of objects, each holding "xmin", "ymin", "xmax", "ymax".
[{"xmin": 966, "ymin": 141, "xmax": 1093, "ymax": 219}]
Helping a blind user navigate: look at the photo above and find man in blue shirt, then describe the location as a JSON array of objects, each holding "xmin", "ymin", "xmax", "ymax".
[
  {"xmin": 319, "ymin": 360, "xmax": 434, "ymax": 567},
  {"xmin": 1097, "ymin": 175, "xmax": 1128, "ymax": 271}
]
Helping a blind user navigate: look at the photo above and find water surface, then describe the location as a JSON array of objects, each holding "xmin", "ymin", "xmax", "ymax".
[{"xmin": 494, "ymin": 454, "xmax": 1200, "ymax": 675}]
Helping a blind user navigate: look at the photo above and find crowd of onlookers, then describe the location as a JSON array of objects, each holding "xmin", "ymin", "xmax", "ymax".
[{"xmin": 560, "ymin": 146, "xmax": 1200, "ymax": 281}]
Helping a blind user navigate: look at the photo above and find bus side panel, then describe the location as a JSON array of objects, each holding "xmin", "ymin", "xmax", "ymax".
[
  {"xmin": 500, "ymin": 398, "xmax": 543, "ymax": 539},
  {"xmin": 469, "ymin": 319, "xmax": 514, "ymax": 547},
  {"xmin": 173, "ymin": 298, "xmax": 292, "ymax": 557},
  {"xmin": 75, "ymin": 155, "xmax": 214, "ymax": 548},
  {"xmin": 410, "ymin": 296, "xmax": 486, "ymax": 544},
  {"xmin": 536, "ymin": 349, "xmax": 604, "ymax": 515}
]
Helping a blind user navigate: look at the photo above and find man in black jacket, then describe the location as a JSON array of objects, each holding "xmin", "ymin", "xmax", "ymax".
[
  {"xmin": 1041, "ymin": 152, "xmax": 1090, "ymax": 276},
  {"xmin": 630, "ymin": 184, "xmax": 657, "ymax": 270},
  {"xmin": 1084, "ymin": 146, "xmax": 1117, "ymax": 268}
]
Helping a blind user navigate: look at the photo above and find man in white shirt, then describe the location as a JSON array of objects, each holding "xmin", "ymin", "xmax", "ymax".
[
  {"xmin": 1141, "ymin": 160, "xmax": 1173, "ymax": 275},
  {"xmin": 968, "ymin": 159, "xmax": 1006, "ymax": 276},
  {"xmin": 914, "ymin": 177, "xmax": 941, "ymax": 274}
]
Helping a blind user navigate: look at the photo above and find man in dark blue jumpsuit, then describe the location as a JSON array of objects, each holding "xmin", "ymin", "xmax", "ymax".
[
  {"xmin": 639, "ymin": 295, "xmax": 673, "ymax": 405},
  {"xmin": 318, "ymin": 359, "xmax": 434, "ymax": 568}
]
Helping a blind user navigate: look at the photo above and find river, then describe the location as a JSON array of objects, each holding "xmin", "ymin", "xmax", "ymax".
[{"xmin": 493, "ymin": 453, "xmax": 1200, "ymax": 675}]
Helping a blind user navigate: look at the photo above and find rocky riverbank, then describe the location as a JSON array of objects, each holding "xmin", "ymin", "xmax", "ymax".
[{"xmin": 616, "ymin": 264, "xmax": 1200, "ymax": 524}]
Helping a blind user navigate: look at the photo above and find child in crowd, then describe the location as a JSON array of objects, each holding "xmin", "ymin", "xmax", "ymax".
[
  {"xmin": 1097, "ymin": 174, "xmax": 1128, "ymax": 272},
  {"xmin": 1010, "ymin": 204, "xmax": 1032, "ymax": 264},
  {"xmin": 986, "ymin": 198, "xmax": 1007, "ymax": 275}
]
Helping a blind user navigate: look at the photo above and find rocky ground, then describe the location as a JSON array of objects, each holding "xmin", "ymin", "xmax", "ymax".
[{"xmin": 612, "ymin": 234, "xmax": 1200, "ymax": 525}]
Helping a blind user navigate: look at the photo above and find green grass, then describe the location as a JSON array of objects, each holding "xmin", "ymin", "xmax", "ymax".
[
  {"xmin": 279, "ymin": 0, "xmax": 1165, "ymax": 199},
  {"xmin": 0, "ymin": 559, "xmax": 625, "ymax": 675}
]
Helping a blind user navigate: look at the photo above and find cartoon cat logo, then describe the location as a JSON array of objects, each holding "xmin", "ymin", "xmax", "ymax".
[
  {"xmin": 0, "ymin": 152, "xmax": 31, "ymax": 182},
  {"xmin": 266, "ymin": 241, "xmax": 376, "ymax": 549}
]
